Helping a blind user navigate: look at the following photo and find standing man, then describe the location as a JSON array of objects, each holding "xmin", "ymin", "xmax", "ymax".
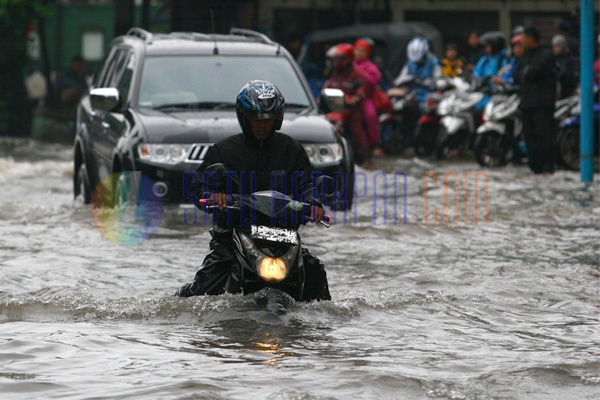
[
  {"xmin": 55, "ymin": 55, "xmax": 88, "ymax": 109},
  {"xmin": 513, "ymin": 27, "xmax": 558, "ymax": 174}
]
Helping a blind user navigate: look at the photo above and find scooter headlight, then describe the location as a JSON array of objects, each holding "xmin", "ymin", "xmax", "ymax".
[
  {"xmin": 238, "ymin": 232, "xmax": 298, "ymax": 283},
  {"xmin": 258, "ymin": 257, "xmax": 288, "ymax": 283}
]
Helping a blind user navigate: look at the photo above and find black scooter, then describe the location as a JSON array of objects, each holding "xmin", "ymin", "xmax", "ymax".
[{"xmin": 197, "ymin": 164, "xmax": 334, "ymax": 313}]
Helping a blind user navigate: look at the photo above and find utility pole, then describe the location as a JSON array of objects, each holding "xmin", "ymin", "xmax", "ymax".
[
  {"xmin": 579, "ymin": 0, "xmax": 594, "ymax": 183},
  {"xmin": 141, "ymin": 0, "xmax": 151, "ymax": 30},
  {"xmin": 115, "ymin": 0, "xmax": 135, "ymax": 37}
]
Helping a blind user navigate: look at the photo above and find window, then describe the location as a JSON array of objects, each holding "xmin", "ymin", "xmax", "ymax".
[
  {"xmin": 82, "ymin": 29, "xmax": 105, "ymax": 61},
  {"xmin": 116, "ymin": 53, "xmax": 136, "ymax": 106},
  {"xmin": 138, "ymin": 55, "xmax": 311, "ymax": 108}
]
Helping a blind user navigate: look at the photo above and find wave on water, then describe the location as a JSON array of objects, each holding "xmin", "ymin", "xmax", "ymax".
[{"xmin": 0, "ymin": 287, "xmax": 475, "ymax": 326}]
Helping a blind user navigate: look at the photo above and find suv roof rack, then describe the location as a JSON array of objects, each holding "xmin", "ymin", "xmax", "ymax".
[
  {"xmin": 127, "ymin": 27, "xmax": 153, "ymax": 44},
  {"xmin": 229, "ymin": 28, "xmax": 273, "ymax": 45}
]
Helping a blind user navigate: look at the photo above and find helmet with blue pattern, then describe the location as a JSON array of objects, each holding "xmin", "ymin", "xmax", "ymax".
[{"xmin": 236, "ymin": 80, "xmax": 285, "ymax": 135}]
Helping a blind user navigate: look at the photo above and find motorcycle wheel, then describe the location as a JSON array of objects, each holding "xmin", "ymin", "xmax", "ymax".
[
  {"xmin": 413, "ymin": 122, "xmax": 437, "ymax": 157},
  {"xmin": 380, "ymin": 119, "xmax": 404, "ymax": 155},
  {"xmin": 435, "ymin": 125, "xmax": 451, "ymax": 160},
  {"xmin": 474, "ymin": 131, "xmax": 509, "ymax": 167},
  {"xmin": 557, "ymin": 127, "xmax": 580, "ymax": 171}
]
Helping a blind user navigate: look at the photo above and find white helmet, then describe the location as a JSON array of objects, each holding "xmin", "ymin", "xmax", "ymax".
[{"xmin": 407, "ymin": 37, "xmax": 429, "ymax": 63}]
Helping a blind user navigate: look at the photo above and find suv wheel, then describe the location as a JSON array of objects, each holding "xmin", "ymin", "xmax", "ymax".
[
  {"xmin": 74, "ymin": 163, "xmax": 92, "ymax": 204},
  {"xmin": 114, "ymin": 172, "xmax": 140, "ymax": 207}
]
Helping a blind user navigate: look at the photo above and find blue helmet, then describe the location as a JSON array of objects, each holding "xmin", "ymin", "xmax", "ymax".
[{"xmin": 236, "ymin": 80, "xmax": 285, "ymax": 135}]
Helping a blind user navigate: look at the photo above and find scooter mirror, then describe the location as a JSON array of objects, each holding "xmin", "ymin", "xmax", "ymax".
[{"xmin": 313, "ymin": 175, "xmax": 336, "ymax": 198}]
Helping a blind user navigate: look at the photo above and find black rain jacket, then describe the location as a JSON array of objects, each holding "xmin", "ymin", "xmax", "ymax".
[
  {"xmin": 513, "ymin": 45, "xmax": 557, "ymax": 109},
  {"xmin": 190, "ymin": 130, "xmax": 315, "ymax": 200}
]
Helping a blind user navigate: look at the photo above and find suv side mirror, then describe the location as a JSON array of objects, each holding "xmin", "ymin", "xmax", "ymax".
[
  {"xmin": 90, "ymin": 88, "xmax": 120, "ymax": 112},
  {"xmin": 319, "ymin": 88, "xmax": 345, "ymax": 113}
]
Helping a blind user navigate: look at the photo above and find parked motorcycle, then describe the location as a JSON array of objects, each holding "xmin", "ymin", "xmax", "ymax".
[
  {"xmin": 379, "ymin": 82, "xmax": 419, "ymax": 155},
  {"xmin": 412, "ymin": 76, "xmax": 462, "ymax": 156},
  {"xmin": 197, "ymin": 164, "xmax": 334, "ymax": 311},
  {"xmin": 555, "ymin": 93, "xmax": 600, "ymax": 171},
  {"xmin": 434, "ymin": 77, "xmax": 487, "ymax": 159},
  {"xmin": 473, "ymin": 85, "xmax": 524, "ymax": 167}
]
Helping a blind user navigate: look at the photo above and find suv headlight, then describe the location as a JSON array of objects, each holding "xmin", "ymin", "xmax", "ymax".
[
  {"xmin": 302, "ymin": 143, "xmax": 343, "ymax": 167},
  {"xmin": 138, "ymin": 144, "xmax": 192, "ymax": 165}
]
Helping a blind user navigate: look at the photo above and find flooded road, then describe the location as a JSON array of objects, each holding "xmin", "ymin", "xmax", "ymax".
[{"xmin": 0, "ymin": 137, "xmax": 598, "ymax": 400}]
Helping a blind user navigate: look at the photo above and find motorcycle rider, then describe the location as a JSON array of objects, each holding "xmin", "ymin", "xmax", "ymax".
[
  {"xmin": 177, "ymin": 80, "xmax": 331, "ymax": 300},
  {"xmin": 552, "ymin": 34, "xmax": 578, "ymax": 99},
  {"xmin": 352, "ymin": 39, "xmax": 384, "ymax": 157},
  {"xmin": 441, "ymin": 42, "xmax": 465, "ymax": 78},
  {"xmin": 323, "ymin": 43, "xmax": 375, "ymax": 170},
  {"xmin": 491, "ymin": 33, "xmax": 524, "ymax": 86},
  {"xmin": 393, "ymin": 37, "xmax": 441, "ymax": 111},
  {"xmin": 473, "ymin": 31, "xmax": 509, "ymax": 110}
]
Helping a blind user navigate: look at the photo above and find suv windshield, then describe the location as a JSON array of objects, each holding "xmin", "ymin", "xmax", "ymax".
[{"xmin": 138, "ymin": 55, "xmax": 312, "ymax": 110}]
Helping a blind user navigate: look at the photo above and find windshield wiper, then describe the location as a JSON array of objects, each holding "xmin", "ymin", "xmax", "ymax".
[{"xmin": 152, "ymin": 101, "xmax": 236, "ymax": 111}]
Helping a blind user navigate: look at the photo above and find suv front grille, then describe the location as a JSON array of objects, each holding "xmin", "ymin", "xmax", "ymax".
[{"xmin": 186, "ymin": 143, "xmax": 214, "ymax": 163}]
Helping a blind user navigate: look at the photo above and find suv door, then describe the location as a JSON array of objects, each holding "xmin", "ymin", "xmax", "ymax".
[{"xmin": 92, "ymin": 48, "xmax": 136, "ymax": 180}]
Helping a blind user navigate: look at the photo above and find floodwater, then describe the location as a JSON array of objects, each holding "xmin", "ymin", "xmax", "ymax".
[{"xmin": 0, "ymin": 137, "xmax": 598, "ymax": 400}]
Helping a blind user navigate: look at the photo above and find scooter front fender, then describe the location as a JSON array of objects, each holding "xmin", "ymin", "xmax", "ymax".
[
  {"xmin": 476, "ymin": 121, "xmax": 505, "ymax": 135},
  {"xmin": 440, "ymin": 116, "xmax": 465, "ymax": 135},
  {"xmin": 560, "ymin": 115, "xmax": 580, "ymax": 129}
]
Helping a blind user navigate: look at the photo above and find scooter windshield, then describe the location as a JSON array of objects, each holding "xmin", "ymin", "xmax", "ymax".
[{"xmin": 240, "ymin": 191, "xmax": 295, "ymax": 219}]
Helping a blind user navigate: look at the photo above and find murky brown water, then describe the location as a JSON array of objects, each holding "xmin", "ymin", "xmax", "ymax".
[{"xmin": 1, "ymin": 138, "xmax": 598, "ymax": 399}]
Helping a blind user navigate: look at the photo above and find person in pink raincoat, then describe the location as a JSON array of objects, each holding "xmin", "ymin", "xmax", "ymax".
[{"xmin": 353, "ymin": 39, "xmax": 384, "ymax": 157}]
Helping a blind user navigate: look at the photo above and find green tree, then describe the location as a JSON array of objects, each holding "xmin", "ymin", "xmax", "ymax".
[{"xmin": 0, "ymin": 0, "xmax": 51, "ymax": 136}]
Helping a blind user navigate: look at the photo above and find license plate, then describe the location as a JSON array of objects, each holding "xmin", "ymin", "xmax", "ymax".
[{"xmin": 250, "ymin": 225, "xmax": 298, "ymax": 245}]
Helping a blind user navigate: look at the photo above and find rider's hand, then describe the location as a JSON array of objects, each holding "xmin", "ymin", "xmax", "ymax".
[
  {"xmin": 311, "ymin": 205, "xmax": 325, "ymax": 224},
  {"xmin": 491, "ymin": 76, "xmax": 505, "ymax": 85},
  {"xmin": 210, "ymin": 193, "xmax": 228, "ymax": 210}
]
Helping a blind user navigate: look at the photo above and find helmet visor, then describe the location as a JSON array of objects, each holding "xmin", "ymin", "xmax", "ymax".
[{"xmin": 241, "ymin": 107, "xmax": 282, "ymax": 121}]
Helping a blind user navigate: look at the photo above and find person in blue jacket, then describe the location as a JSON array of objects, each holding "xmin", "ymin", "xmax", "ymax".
[
  {"xmin": 492, "ymin": 33, "xmax": 525, "ymax": 87},
  {"xmin": 473, "ymin": 31, "xmax": 509, "ymax": 109},
  {"xmin": 393, "ymin": 37, "xmax": 441, "ymax": 111}
]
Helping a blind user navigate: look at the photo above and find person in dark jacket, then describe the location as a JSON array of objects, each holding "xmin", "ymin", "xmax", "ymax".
[
  {"xmin": 513, "ymin": 27, "xmax": 558, "ymax": 174},
  {"xmin": 464, "ymin": 31, "xmax": 485, "ymax": 72},
  {"xmin": 177, "ymin": 80, "xmax": 331, "ymax": 301},
  {"xmin": 552, "ymin": 34, "xmax": 578, "ymax": 99}
]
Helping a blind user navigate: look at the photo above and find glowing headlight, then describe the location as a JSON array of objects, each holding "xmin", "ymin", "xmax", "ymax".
[
  {"xmin": 138, "ymin": 144, "xmax": 192, "ymax": 165},
  {"xmin": 302, "ymin": 143, "xmax": 343, "ymax": 167},
  {"xmin": 258, "ymin": 257, "xmax": 287, "ymax": 283},
  {"xmin": 239, "ymin": 232, "xmax": 298, "ymax": 283}
]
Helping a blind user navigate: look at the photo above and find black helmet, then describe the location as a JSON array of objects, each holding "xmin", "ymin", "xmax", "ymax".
[
  {"xmin": 236, "ymin": 80, "xmax": 285, "ymax": 136},
  {"xmin": 480, "ymin": 31, "xmax": 506, "ymax": 54}
]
